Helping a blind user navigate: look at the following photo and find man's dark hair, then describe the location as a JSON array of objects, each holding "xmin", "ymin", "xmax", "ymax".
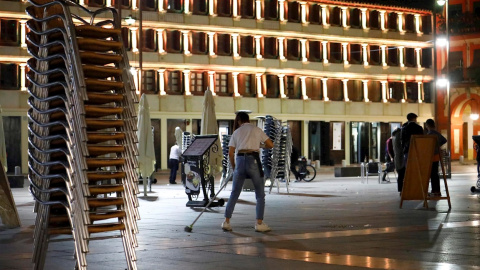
[
  {"xmin": 234, "ymin": 112, "xmax": 250, "ymax": 130},
  {"xmin": 407, "ymin": 113, "xmax": 418, "ymax": 121},
  {"xmin": 426, "ymin": 118, "xmax": 435, "ymax": 128}
]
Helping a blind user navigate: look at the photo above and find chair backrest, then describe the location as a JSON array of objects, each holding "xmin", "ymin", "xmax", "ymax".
[{"xmin": 367, "ymin": 162, "xmax": 379, "ymax": 173}]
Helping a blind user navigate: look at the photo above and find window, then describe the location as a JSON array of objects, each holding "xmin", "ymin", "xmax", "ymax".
[
  {"xmin": 142, "ymin": 0, "xmax": 157, "ymax": 11},
  {"xmin": 165, "ymin": 30, "xmax": 182, "ymax": 53},
  {"xmin": 121, "ymin": 27, "xmax": 131, "ymax": 50},
  {"xmin": 309, "ymin": 4, "xmax": 321, "ymax": 24},
  {"xmin": 369, "ymin": 10, "xmax": 380, "ymax": 29},
  {"xmin": 330, "ymin": 7, "xmax": 341, "ymax": 26},
  {"xmin": 142, "ymin": 29, "xmax": 157, "ymax": 52},
  {"xmin": 190, "ymin": 72, "xmax": 204, "ymax": 94},
  {"xmin": 367, "ymin": 81, "xmax": 382, "ymax": 102},
  {"xmin": 422, "ymin": 15, "xmax": 432, "ymax": 34},
  {"xmin": 0, "ymin": 63, "xmax": 19, "ymax": 90},
  {"xmin": 192, "ymin": 32, "xmax": 207, "ymax": 54},
  {"xmin": 421, "ymin": 48, "xmax": 432, "ymax": 68},
  {"xmin": 263, "ymin": 37, "xmax": 278, "ymax": 59},
  {"xmin": 388, "ymin": 82, "xmax": 403, "ymax": 102},
  {"xmin": 326, "ymin": 79, "xmax": 343, "ymax": 101},
  {"xmin": 240, "ymin": 0, "xmax": 255, "ymax": 18},
  {"xmin": 387, "ymin": 12, "xmax": 398, "ymax": 31},
  {"xmin": 239, "ymin": 35, "xmax": 254, "ymax": 57},
  {"xmin": 405, "ymin": 82, "xmax": 418, "ymax": 102},
  {"xmin": 86, "ymin": 0, "xmax": 105, "ymax": 7},
  {"xmin": 142, "ymin": 70, "xmax": 158, "ymax": 94},
  {"xmin": 449, "ymin": 4, "xmax": 462, "ymax": 18},
  {"xmin": 405, "ymin": 48, "xmax": 416, "ymax": 67},
  {"xmin": 350, "ymin": 44, "xmax": 361, "ymax": 64},
  {"xmin": 264, "ymin": 0, "xmax": 278, "ymax": 20},
  {"xmin": 449, "ymin": 51, "xmax": 464, "ymax": 82},
  {"xmin": 244, "ymin": 74, "xmax": 253, "ymax": 96},
  {"xmin": 286, "ymin": 39, "xmax": 300, "ymax": 60},
  {"xmin": 216, "ymin": 34, "xmax": 231, "ymax": 56},
  {"xmin": 423, "ymin": 82, "xmax": 432, "ymax": 103},
  {"xmin": 217, "ymin": 0, "xmax": 231, "ymax": 17},
  {"xmin": 369, "ymin": 45, "xmax": 380, "ymax": 65},
  {"xmin": 285, "ymin": 76, "xmax": 298, "ymax": 99},
  {"xmin": 329, "ymin": 42, "xmax": 342, "ymax": 63},
  {"xmin": 387, "ymin": 47, "xmax": 399, "ymax": 66},
  {"xmin": 193, "ymin": 0, "xmax": 208, "ymax": 15},
  {"xmin": 167, "ymin": 70, "xmax": 182, "ymax": 94},
  {"xmin": 475, "ymin": 2, "xmax": 480, "ymax": 17},
  {"xmin": 405, "ymin": 14, "xmax": 415, "ymax": 33},
  {"xmin": 347, "ymin": 80, "xmax": 362, "ymax": 101},
  {"xmin": 287, "ymin": 2, "xmax": 300, "ymax": 23},
  {"xmin": 265, "ymin": 74, "xmax": 279, "ymax": 98},
  {"xmin": 215, "ymin": 73, "xmax": 229, "ymax": 94},
  {"xmin": 167, "ymin": 0, "xmax": 182, "ymax": 12},
  {"xmin": 306, "ymin": 78, "xmax": 322, "ymax": 100},
  {"xmin": 0, "ymin": 19, "xmax": 18, "ymax": 45},
  {"xmin": 112, "ymin": 0, "xmax": 131, "ymax": 8},
  {"xmin": 350, "ymin": 8, "xmax": 361, "ymax": 28},
  {"xmin": 308, "ymin": 41, "xmax": 321, "ymax": 62}
]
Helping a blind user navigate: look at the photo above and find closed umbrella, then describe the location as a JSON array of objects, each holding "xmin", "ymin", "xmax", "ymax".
[
  {"xmin": 137, "ymin": 94, "xmax": 156, "ymax": 196},
  {"xmin": 0, "ymin": 106, "xmax": 6, "ymax": 172},
  {"xmin": 201, "ymin": 89, "xmax": 223, "ymax": 176},
  {"xmin": 175, "ymin": 126, "xmax": 183, "ymax": 151}
]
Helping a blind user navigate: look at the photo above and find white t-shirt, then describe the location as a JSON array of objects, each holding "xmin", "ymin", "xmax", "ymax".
[
  {"xmin": 169, "ymin": 144, "xmax": 181, "ymax": 160},
  {"xmin": 228, "ymin": 123, "xmax": 269, "ymax": 152}
]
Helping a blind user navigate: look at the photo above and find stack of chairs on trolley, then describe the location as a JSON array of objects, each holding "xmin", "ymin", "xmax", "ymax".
[{"xmin": 26, "ymin": 0, "xmax": 140, "ymax": 269}]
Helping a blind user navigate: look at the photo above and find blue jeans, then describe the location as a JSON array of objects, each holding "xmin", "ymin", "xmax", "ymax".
[{"xmin": 225, "ymin": 155, "xmax": 265, "ymax": 220}]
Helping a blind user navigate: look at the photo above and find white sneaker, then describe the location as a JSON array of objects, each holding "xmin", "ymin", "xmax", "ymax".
[
  {"xmin": 221, "ymin": 221, "xmax": 232, "ymax": 231},
  {"xmin": 255, "ymin": 222, "xmax": 271, "ymax": 232}
]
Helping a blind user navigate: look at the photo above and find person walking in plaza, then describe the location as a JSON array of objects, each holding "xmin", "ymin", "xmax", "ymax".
[
  {"xmin": 381, "ymin": 134, "xmax": 395, "ymax": 182},
  {"xmin": 425, "ymin": 119, "xmax": 447, "ymax": 197},
  {"xmin": 168, "ymin": 143, "xmax": 181, "ymax": 184},
  {"xmin": 475, "ymin": 142, "xmax": 480, "ymax": 178},
  {"xmin": 392, "ymin": 127, "xmax": 404, "ymax": 192},
  {"xmin": 399, "ymin": 113, "xmax": 424, "ymax": 192},
  {"xmin": 222, "ymin": 111, "xmax": 274, "ymax": 232}
]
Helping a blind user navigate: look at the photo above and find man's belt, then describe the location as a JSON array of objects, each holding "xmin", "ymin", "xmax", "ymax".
[{"xmin": 237, "ymin": 152, "xmax": 259, "ymax": 156}]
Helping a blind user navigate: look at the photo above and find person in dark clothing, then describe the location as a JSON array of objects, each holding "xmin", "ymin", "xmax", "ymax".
[
  {"xmin": 290, "ymin": 146, "xmax": 300, "ymax": 181},
  {"xmin": 475, "ymin": 142, "xmax": 480, "ymax": 178},
  {"xmin": 425, "ymin": 119, "xmax": 447, "ymax": 197},
  {"xmin": 381, "ymin": 135, "xmax": 395, "ymax": 182},
  {"xmin": 398, "ymin": 113, "xmax": 424, "ymax": 192}
]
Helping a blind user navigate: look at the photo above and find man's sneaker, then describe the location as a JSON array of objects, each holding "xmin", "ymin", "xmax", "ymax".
[
  {"xmin": 221, "ymin": 221, "xmax": 232, "ymax": 231},
  {"xmin": 255, "ymin": 222, "xmax": 271, "ymax": 232},
  {"xmin": 428, "ymin": 192, "xmax": 442, "ymax": 197}
]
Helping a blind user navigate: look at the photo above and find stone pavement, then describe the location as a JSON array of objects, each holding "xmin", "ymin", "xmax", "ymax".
[{"xmin": 2, "ymin": 162, "xmax": 480, "ymax": 270}]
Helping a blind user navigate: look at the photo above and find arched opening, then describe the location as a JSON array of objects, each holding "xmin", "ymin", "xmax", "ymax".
[{"xmin": 449, "ymin": 93, "xmax": 480, "ymax": 160}]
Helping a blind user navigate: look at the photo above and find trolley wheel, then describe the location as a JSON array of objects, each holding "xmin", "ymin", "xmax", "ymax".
[
  {"xmin": 303, "ymin": 165, "xmax": 316, "ymax": 182},
  {"xmin": 218, "ymin": 198, "xmax": 225, "ymax": 206},
  {"xmin": 471, "ymin": 186, "xmax": 477, "ymax": 193}
]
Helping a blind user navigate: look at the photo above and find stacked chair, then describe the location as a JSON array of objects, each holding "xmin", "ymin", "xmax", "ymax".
[
  {"xmin": 181, "ymin": 131, "xmax": 192, "ymax": 153},
  {"xmin": 26, "ymin": 0, "xmax": 140, "ymax": 269},
  {"xmin": 220, "ymin": 134, "xmax": 231, "ymax": 187}
]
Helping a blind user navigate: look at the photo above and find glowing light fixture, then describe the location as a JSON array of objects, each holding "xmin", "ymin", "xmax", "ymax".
[
  {"xmin": 124, "ymin": 15, "xmax": 136, "ymax": 25},
  {"xmin": 470, "ymin": 114, "xmax": 479, "ymax": 121},
  {"xmin": 437, "ymin": 0, "xmax": 446, "ymax": 6},
  {"xmin": 437, "ymin": 37, "xmax": 448, "ymax": 47},
  {"xmin": 436, "ymin": 78, "xmax": 449, "ymax": 87}
]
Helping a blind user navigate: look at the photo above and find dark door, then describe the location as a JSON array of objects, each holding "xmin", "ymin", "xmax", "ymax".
[
  {"xmin": 320, "ymin": 121, "xmax": 330, "ymax": 165},
  {"xmin": 463, "ymin": 122, "xmax": 468, "ymax": 158},
  {"xmin": 3, "ymin": 116, "xmax": 21, "ymax": 173}
]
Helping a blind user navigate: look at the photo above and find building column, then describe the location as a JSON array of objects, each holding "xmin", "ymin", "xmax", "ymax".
[
  {"xmin": 158, "ymin": 0, "xmax": 164, "ymax": 12},
  {"xmin": 233, "ymin": 72, "xmax": 240, "ymax": 97},
  {"xmin": 381, "ymin": 81, "xmax": 387, "ymax": 103},
  {"xmin": 321, "ymin": 5, "xmax": 329, "ymax": 26},
  {"xmin": 362, "ymin": 44, "xmax": 368, "ymax": 66},
  {"xmin": 183, "ymin": 70, "xmax": 191, "ymax": 96},
  {"xmin": 278, "ymin": 74, "xmax": 286, "ymax": 98},
  {"xmin": 255, "ymin": 0, "xmax": 262, "ymax": 20},
  {"xmin": 20, "ymin": 20, "xmax": 27, "ymax": 48},
  {"xmin": 345, "ymin": 121, "xmax": 351, "ymax": 165},
  {"xmin": 379, "ymin": 10, "xmax": 386, "ymax": 31},
  {"xmin": 380, "ymin": 45, "xmax": 387, "ymax": 66},
  {"xmin": 132, "ymin": 0, "xmax": 137, "ymax": 10},
  {"xmin": 106, "ymin": 0, "xmax": 111, "ymax": 5},
  {"xmin": 342, "ymin": 43, "xmax": 349, "ymax": 65},
  {"xmin": 131, "ymin": 27, "xmax": 138, "ymax": 53},
  {"xmin": 184, "ymin": 0, "xmax": 190, "ymax": 14},
  {"xmin": 360, "ymin": 8, "xmax": 368, "ymax": 29},
  {"xmin": 78, "ymin": 0, "xmax": 85, "ymax": 5},
  {"xmin": 321, "ymin": 78, "xmax": 329, "ymax": 101},
  {"xmin": 255, "ymin": 35, "xmax": 262, "ymax": 59},
  {"xmin": 157, "ymin": 29, "xmax": 165, "ymax": 54},
  {"xmin": 342, "ymin": 79, "xmax": 349, "ymax": 101},
  {"xmin": 208, "ymin": 32, "xmax": 215, "ymax": 56},
  {"xmin": 402, "ymin": 81, "xmax": 407, "ymax": 103},
  {"xmin": 321, "ymin": 41, "xmax": 329, "ymax": 64},
  {"xmin": 182, "ymin": 30, "xmax": 190, "ymax": 55},
  {"xmin": 278, "ymin": 37, "xmax": 285, "ymax": 60},
  {"xmin": 362, "ymin": 80, "xmax": 369, "ymax": 102},
  {"xmin": 209, "ymin": 0, "xmax": 215, "ymax": 16},
  {"xmin": 208, "ymin": 71, "xmax": 216, "ymax": 95},
  {"xmin": 415, "ymin": 48, "xmax": 422, "ymax": 68},
  {"xmin": 414, "ymin": 14, "xmax": 422, "ymax": 34},
  {"xmin": 158, "ymin": 69, "xmax": 166, "ymax": 95},
  {"xmin": 341, "ymin": 7, "xmax": 348, "ymax": 28},
  {"xmin": 279, "ymin": 0, "xmax": 285, "ymax": 22},
  {"xmin": 398, "ymin": 12, "xmax": 404, "ymax": 32},
  {"xmin": 232, "ymin": 34, "xmax": 239, "ymax": 58},
  {"xmin": 300, "ymin": 76, "xmax": 308, "ymax": 100},
  {"xmin": 131, "ymin": 67, "xmax": 139, "ymax": 94},
  {"xmin": 256, "ymin": 73, "xmax": 264, "ymax": 97},
  {"xmin": 399, "ymin": 46, "xmax": 404, "ymax": 67},
  {"xmin": 233, "ymin": 0, "xmax": 238, "ymax": 17},
  {"xmin": 417, "ymin": 82, "xmax": 423, "ymax": 103},
  {"xmin": 301, "ymin": 39, "xmax": 308, "ymax": 62},
  {"xmin": 20, "ymin": 63, "xmax": 27, "ymax": 91},
  {"xmin": 300, "ymin": 2, "xmax": 307, "ymax": 24}
]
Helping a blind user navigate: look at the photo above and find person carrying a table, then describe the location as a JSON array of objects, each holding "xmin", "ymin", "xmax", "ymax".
[
  {"xmin": 222, "ymin": 111, "xmax": 274, "ymax": 232},
  {"xmin": 425, "ymin": 119, "xmax": 447, "ymax": 197}
]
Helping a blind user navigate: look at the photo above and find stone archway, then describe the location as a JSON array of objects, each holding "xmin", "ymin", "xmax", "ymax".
[{"xmin": 449, "ymin": 93, "xmax": 480, "ymax": 160}]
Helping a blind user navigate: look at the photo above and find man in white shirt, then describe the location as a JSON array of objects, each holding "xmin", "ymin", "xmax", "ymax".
[
  {"xmin": 222, "ymin": 112, "xmax": 274, "ymax": 232},
  {"xmin": 169, "ymin": 143, "xmax": 181, "ymax": 184}
]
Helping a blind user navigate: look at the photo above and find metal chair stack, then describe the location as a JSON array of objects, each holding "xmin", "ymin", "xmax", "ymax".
[
  {"xmin": 26, "ymin": 0, "xmax": 139, "ymax": 269},
  {"xmin": 220, "ymin": 134, "xmax": 231, "ymax": 187},
  {"xmin": 182, "ymin": 131, "xmax": 192, "ymax": 153},
  {"xmin": 265, "ymin": 119, "xmax": 292, "ymax": 194}
]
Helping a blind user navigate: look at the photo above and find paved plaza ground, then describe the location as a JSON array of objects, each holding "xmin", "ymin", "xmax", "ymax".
[{"xmin": 1, "ymin": 162, "xmax": 480, "ymax": 269}]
